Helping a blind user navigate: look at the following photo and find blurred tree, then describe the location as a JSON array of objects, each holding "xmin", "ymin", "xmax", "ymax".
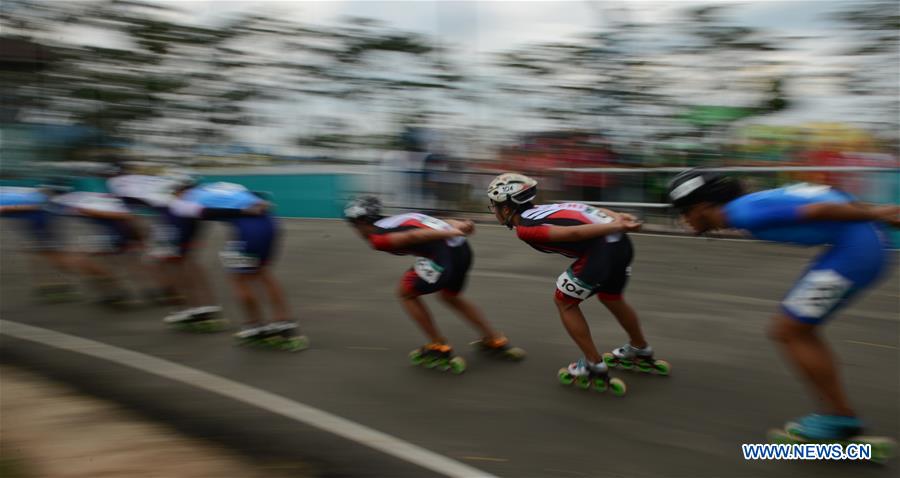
[
  {"xmin": 0, "ymin": 0, "xmax": 300, "ymax": 154},
  {"xmin": 832, "ymin": 1, "xmax": 899, "ymax": 137}
]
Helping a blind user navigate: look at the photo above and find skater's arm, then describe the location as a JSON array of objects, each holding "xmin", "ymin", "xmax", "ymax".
[
  {"xmin": 75, "ymin": 207, "xmax": 132, "ymax": 221},
  {"xmin": 536, "ymin": 219, "xmax": 641, "ymax": 243},
  {"xmin": 800, "ymin": 202, "xmax": 900, "ymax": 227},
  {"xmin": 0, "ymin": 204, "xmax": 42, "ymax": 213},
  {"xmin": 372, "ymin": 228, "xmax": 464, "ymax": 250}
]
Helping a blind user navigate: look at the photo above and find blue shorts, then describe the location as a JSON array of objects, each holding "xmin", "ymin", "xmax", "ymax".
[
  {"xmin": 220, "ymin": 215, "xmax": 278, "ymax": 274},
  {"xmin": 4, "ymin": 210, "xmax": 60, "ymax": 251},
  {"xmin": 781, "ymin": 224, "xmax": 890, "ymax": 324}
]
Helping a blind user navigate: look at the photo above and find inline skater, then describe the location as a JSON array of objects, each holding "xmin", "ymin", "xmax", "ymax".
[
  {"xmin": 668, "ymin": 169, "xmax": 898, "ymax": 447},
  {"xmin": 344, "ymin": 195, "xmax": 525, "ymax": 374},
  {"xmin": 488, "ymin": 173, "xmax": 670, "ymax": 396},
  {"xmin": 168, "ymin": 181, "xmax": 307, "ymax": 350}
]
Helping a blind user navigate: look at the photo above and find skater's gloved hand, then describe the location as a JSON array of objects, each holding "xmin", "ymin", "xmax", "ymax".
[
  {"xmin": 614, "ymin": 216, "xmax": 642, "ymax": 233},
  {"xmin": 447, "ymin": 219, "xmax": 475, "ymax": 235}
]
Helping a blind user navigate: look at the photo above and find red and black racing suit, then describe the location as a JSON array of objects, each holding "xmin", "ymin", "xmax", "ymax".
[
  {"xmin": 367, "ymin": 213, "xmax": 472, "ymax": 297},
  {"xmin": 514, "ymin": 203, "xmax": 633, "ymax": 303}
]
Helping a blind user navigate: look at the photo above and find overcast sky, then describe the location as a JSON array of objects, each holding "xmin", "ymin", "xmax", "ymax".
[{"xmin": 37, "ymin": 1, "xmax": 897, "ymax": 151}]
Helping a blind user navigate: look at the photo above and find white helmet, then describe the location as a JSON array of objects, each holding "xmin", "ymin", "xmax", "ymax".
[{"xmin": 487, "ymin": 173, "xmax": 538, "ymax": 205}]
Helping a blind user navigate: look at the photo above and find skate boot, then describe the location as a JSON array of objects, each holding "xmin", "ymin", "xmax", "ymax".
[
  {"xmin": 785, "ymin": 414, "xmax": 864, "ymax": 440},
  {"xmin": 470, "ymin": 335, "xmax": 526, "ymax": 361},
  {"xmin": 409, "ymin": 342, "xmax": 466, "ymax": 374},
  {"xmin": 768, "ymin": 414, "xmax": 896, "ymax": 463},
  {"xmin": 558, "ymin": 358, "xmax": 626, "ymax": 396},
  {"xmin": 603, "ymin": 344, "xmax": 670, "ymax": 375},
  {"xmin": 164, "ymin": 306, "xmax": 227, "ymax": 332},
  {"xmin": 234, "ymin": 323, "xmax": 267, "ymax": 344}
]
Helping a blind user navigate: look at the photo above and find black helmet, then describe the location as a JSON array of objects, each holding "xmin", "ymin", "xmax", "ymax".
[
  {"xmin": 668, "ymin": 169, "xmax": 743, "ymax": 211},
  {"xmin": 344, "ymin": 195, "xmax": 383, "ymax": 223}
]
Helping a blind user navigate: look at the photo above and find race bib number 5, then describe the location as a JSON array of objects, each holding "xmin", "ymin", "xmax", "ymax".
[
  {"xmin": 414, "ymin": 258, "xmax": 444, "ymax": 284},
  {"xmin": 783, "ymin": 269, "xmax": 852, "ymax": 319},
  {"xmin": 556, "ymin": 269, "xmax": 593, "ymax": 299}
]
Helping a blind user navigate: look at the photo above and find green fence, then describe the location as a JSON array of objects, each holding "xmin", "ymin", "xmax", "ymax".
[{"xmin": 1, "ymin": 173, "xmax": 356, "ymax": 218}]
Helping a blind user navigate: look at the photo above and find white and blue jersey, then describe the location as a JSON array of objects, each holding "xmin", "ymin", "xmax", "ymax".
[
  {"xmin": 106, "ymin": 175, "xmax": 176, "ymax": 210},
  {"xmin": 0, "ymin": 187, "xmax": 58, "ymax": 248},
  {"xmin": 0, "ymin": 187, "xmax": 47, "ymax": 207},
  {"xmin": 724, "ymin": 184, "xmax": 891, "ymax": 324},
  {"xmin": 107, "ymin": 175, "xmax": 198, "ymax": 260},
  {"xmin": 170, "ymin": 182, "xmax": 278, "ymax": 273}
]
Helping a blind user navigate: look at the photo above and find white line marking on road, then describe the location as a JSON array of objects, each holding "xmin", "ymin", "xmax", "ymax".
[
  {"xmin": 845, "ymin": 340, "xmax": 898, "ymax": 350},
  {"xmin": 0, "ymin": 320, "xmax": 498, "ymax": 478}
]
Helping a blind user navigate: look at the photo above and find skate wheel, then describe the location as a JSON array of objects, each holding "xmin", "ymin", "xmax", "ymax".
[
  {"xmin": 653, "ymin": 360, "xmax": 671, "ymax": 376},
  {"xmin": 557, "ymin": 369, "xmax": 575, "ymax": 385},
  {"xmin": 504, "ymin": 347, "xmax": 526, "ymax": 361},
  {"xmin": 436, "ymin": 358, "xmax": 452, "ymax": 371},
  {"xmin": 592, "ymin": 379, "xmax": 608, "ymax": 393},
  {"xmin": 608, "ymin": 377, "xmax": 627, "ymax": 397},
  {"xmin": 423, "ymin": 357, "xmax": 440, "ymax": 369},
  {"xmin": 575, "ymin": 376, "xmax": 591, "ymax": 390},
  {"xmin": 618, "ymin": 359, "xmax": 634, "ymax": 370},
  {"xmin": 408, "ymin": 350, "xmax": 425, "ymax": 365},
  {"xmin": 637, "ymin": 362, "xmax": 653, "ymax": 373},
  {"xmin": 283, "ymin": 336, "xmax": 310, "ymax": 352},
  {"xmin": 602, "ymin": 352, "xmax": 616, "ymax": 366},
  {"xmin": 869, "ymin": 439, "xmax": 897, "ymax": 463},
  {"xmin": 449, "ymin": 357, "xmax": 466, "ymax": 374}
]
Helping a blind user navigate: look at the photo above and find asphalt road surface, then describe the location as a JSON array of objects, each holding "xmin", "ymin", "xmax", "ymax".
[{"xmin": 1, "ymin": 219, "xmax": 897, "ymax": 477}]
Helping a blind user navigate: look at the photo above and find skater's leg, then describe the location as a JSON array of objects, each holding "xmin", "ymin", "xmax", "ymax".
[
  {"xmin": 554, "ymin": 292, "xmax": 602, "ymax": 363},
  {"xmin": 439, "ymin": 291, "xmax": 500, "ymax": 340},
  {"xmin": 397, "ymin": 285, "xmax": 445, "ymax": 343},
  {"xmin": 259, "ymin": 268, "xmax": 292, "ymax": 322},
  {"xmin": 769, "ymin": 313, "xmax": 854, "ymax": 416},
  {"xmin": 599, "ymin": 297, "xmax": 648, "ymax": 349},
  {"xmin": 232, "ymin": 273, "xmax": 265, "ymax": 326}
]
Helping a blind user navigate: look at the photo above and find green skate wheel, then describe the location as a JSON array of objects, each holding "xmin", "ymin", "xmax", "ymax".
[
  {"xmin": 449, "ymin": 357, "xmax": 466, "ymax": 374},
  {"xmin": 592, "ymin": 379, "xmax": 608, "ymax": 393},
  {"xmin": 602, "ymin": 352, "xmax": 616, "ymax": 366},
  {"xmin": 409, "ymin": 350, "xmax": 425, "ymax": 365},
  {"xmin": 282, "ymin": 337, "xmax": 309, "ymax": 352},
  {"xmin": 575, "ymin": 376, "xmax": 591, "ymax": 390},
  {"xmin": 264, "ymin": 337, "xmax": 281, "ymax": 347},
  {"xmin": 424, "ymin": 356, "xmax": 441, "ymax": 369},
  {"xmin": 653, "ymin": 360, "xmax": 671, "ymax": 376},
  {"xmin": 618, "ymin": 359, "xmax": 634, "ymax": 370},
  {"xmin": 866, "ymin": 438, "xmax": 896, "ymax": 464},
  {"xmin": 436, "ymin": 359, "xmax": 452, "ymax": 371},
  {"xmin": 637, "ymin": 361, "xmax": 652, "ymax": 373},
  {"xmin": 608, "ymin": 377, "xmax": 627, "ymax": 397},
  {"xmin": 558, "ymin": 369, "xmax": 575, "ymax": 385}
]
